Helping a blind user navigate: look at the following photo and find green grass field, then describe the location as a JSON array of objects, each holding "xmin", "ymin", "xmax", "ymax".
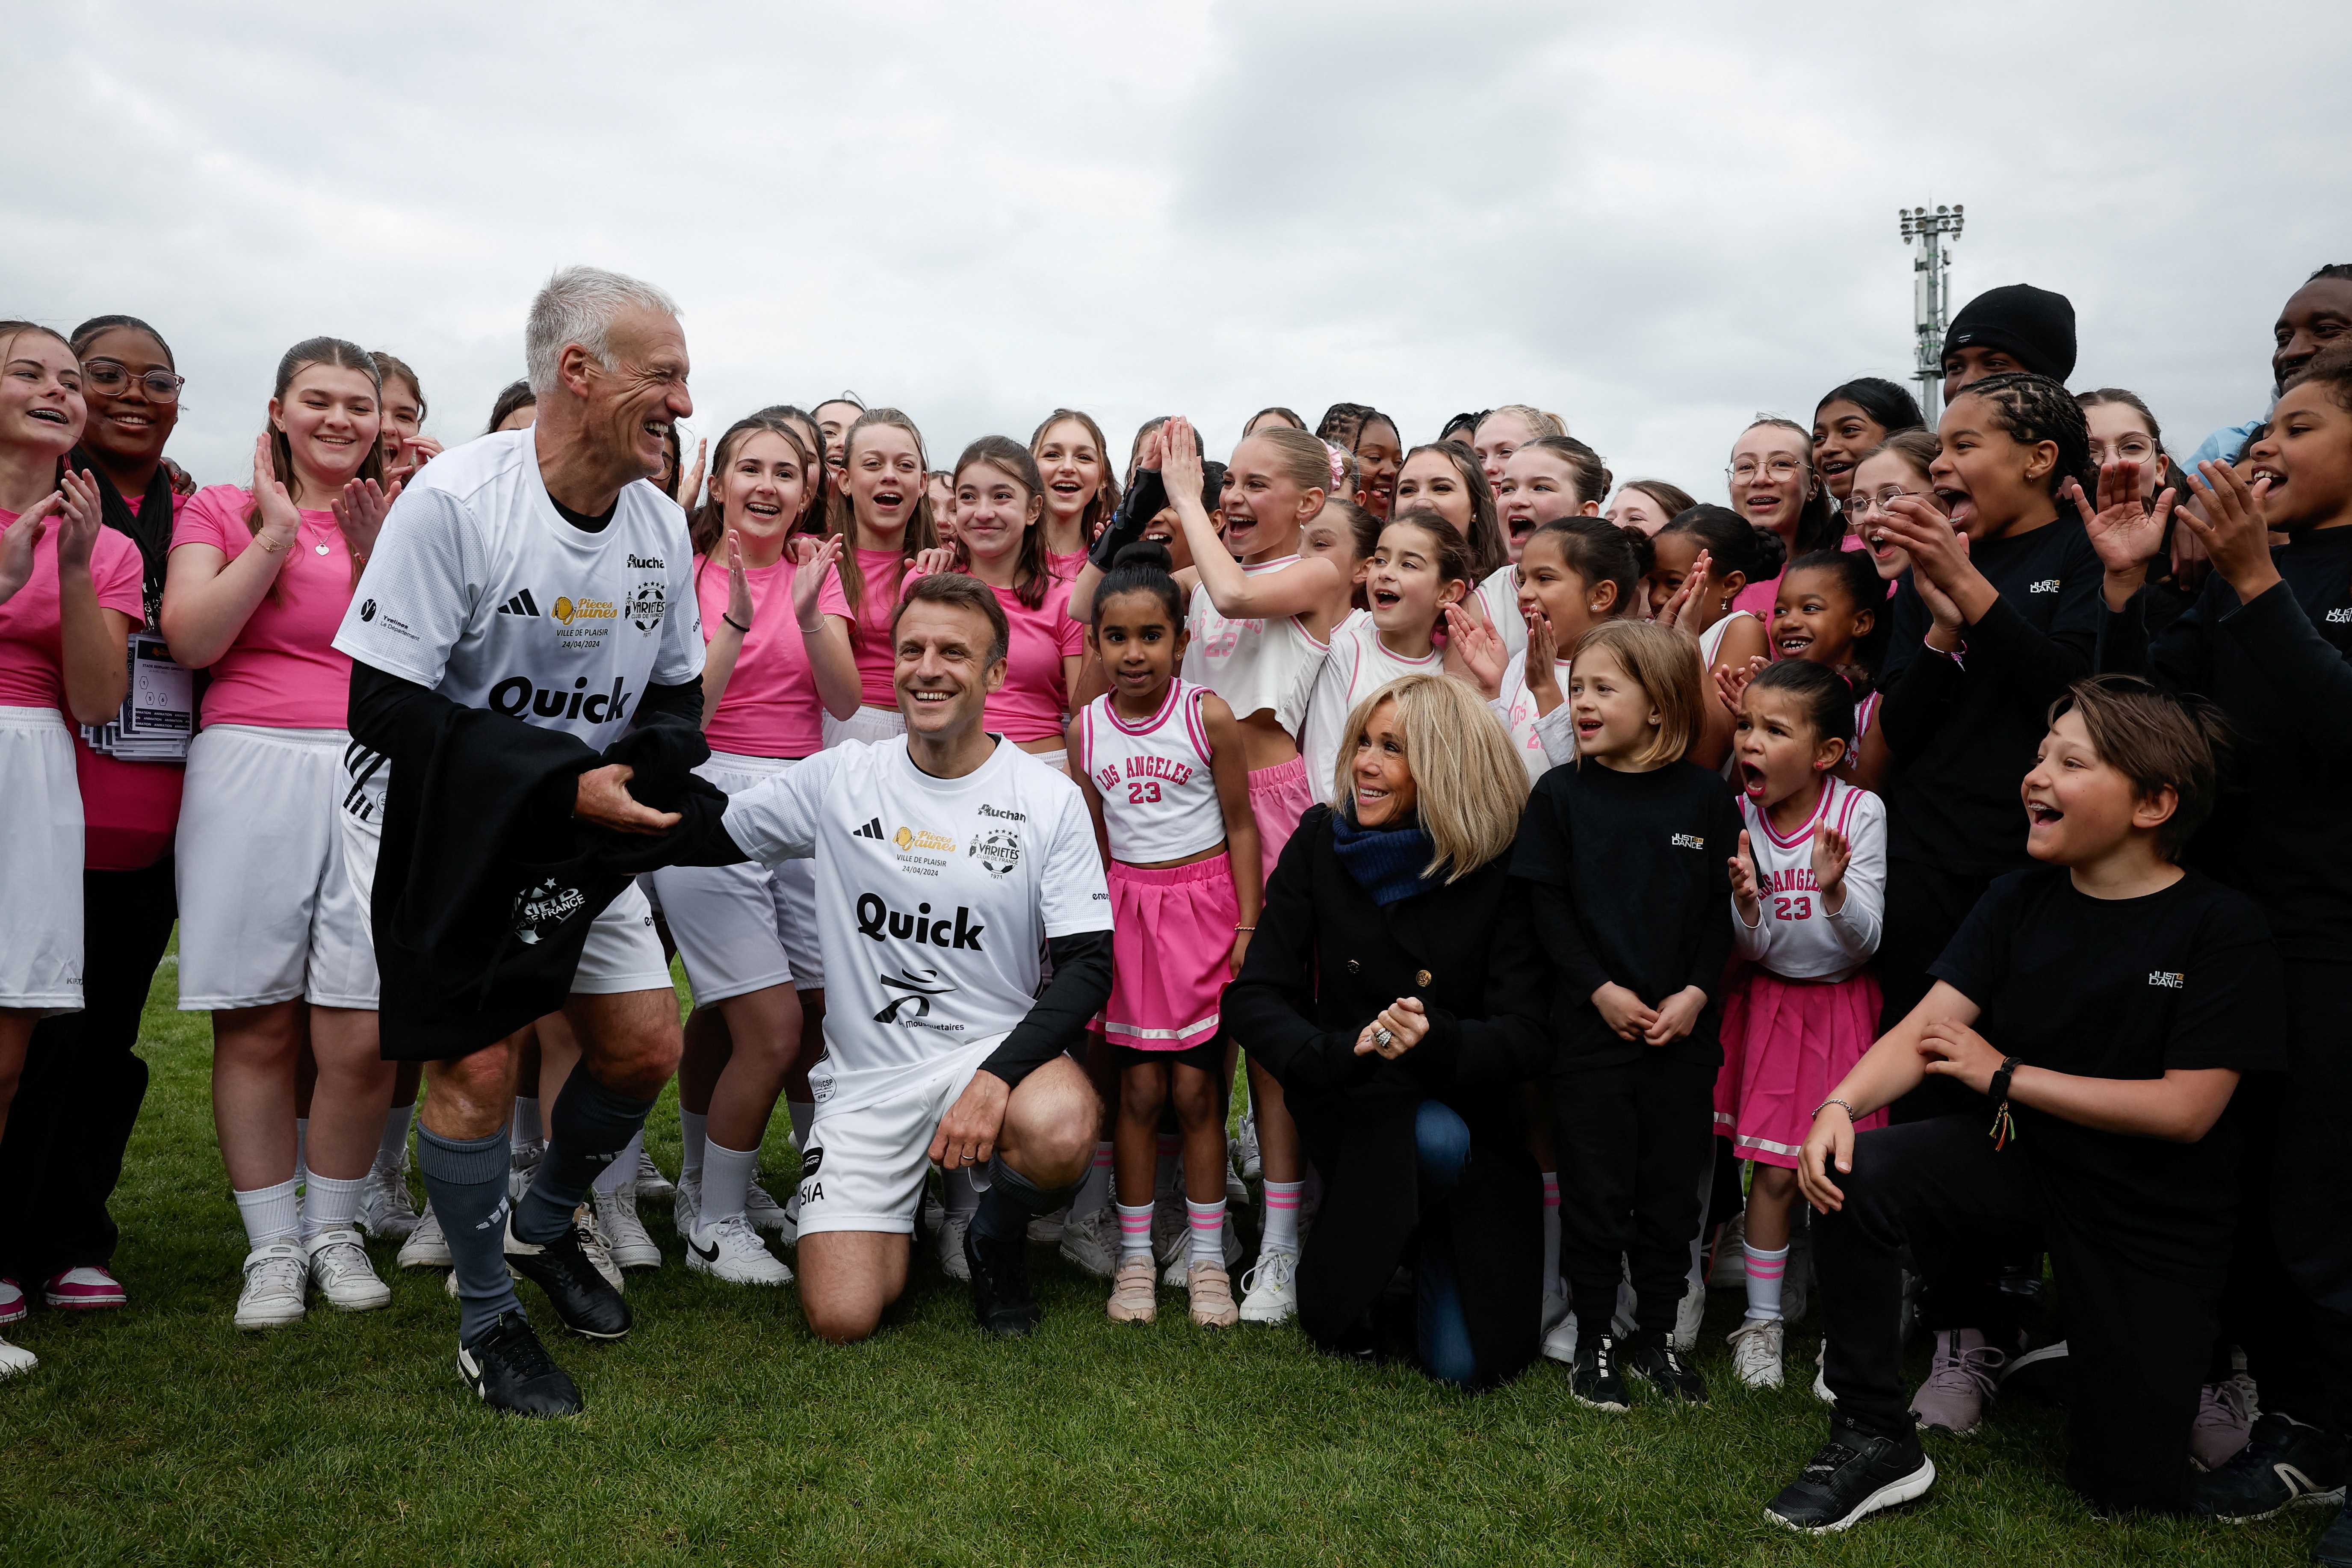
[{"xmin": 0, "ymin": 955, "xmax": 2325, "ymax": 1567}]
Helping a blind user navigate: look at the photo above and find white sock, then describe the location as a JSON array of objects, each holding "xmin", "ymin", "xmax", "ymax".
[
  {"xmin": 1153, "ymin": 1133, "xmax": 1179, "ymax": 1200},
  {"xmin": 593, "ymin": 1128, "xmax": 640, "ymax": 1196},
  {"xmin": 944, "ymin": 1166, "xmax": 981, "ymax": 1217},
  {"xmin": 1261, "ymin": 1178, "xmax": 1303, "ymax": 1255},
  {"xmin": 1115, "ymin": 1201, "xmax": 1154, "ymax": 1261},
  {"xmin": 1187, "ymin": 1198, "xmax": 1226, "ymax": 1265},
  {"xmin": 702, "ymin": 1137, "xmax": 758, "ymax": 1227},
  {"xmin": 1745, "ymin": 1241, "xmax": 1791, "ymax": 1322},
  {"xmin": 680, "ymin": 1108, "xmax": 708, "ymax": 1181},
  {"xmin": 789, "ymin": 1101, "xmax": 814, "ymax": 1151},
  {"xmin": 234, "ymin": 1178, "xmax": 301, "ymax": 1249},
  {"xmin": 512, "ymin": 1096, "xmax": 542, "ymax": 1149},
  {"xmin": 1541, "ymin": 1171, "xmax": 1561, "ymax": 1289},
  {"xmin": 294, "ymin": 1118, "xmax": 309, "ymax": 1186},
  {"xmin": 377, "ymin": 1104, "xmax": 413, "ymax": 1169},
  {"xmin": 302, "ymin": 1171, "xmax": 367, "ymax": 1240},
  {"xmin": 1073, "ymin": 1141, "xmax": 1114, "ymax": 1216}
]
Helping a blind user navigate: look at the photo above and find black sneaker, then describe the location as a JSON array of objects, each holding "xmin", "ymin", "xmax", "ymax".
[
  {"xmin": 1570, "ymin": 1332, "xmax": 1629, "ymax": 1413},
  {"xmin": 1766, "ymin": 1419, "xmax": 1937, "ymax": 1533},
  {"xmin": 2189, "ymin": 1411, "xmax": 2349, "ymax": 1522},
  {"xmin": 457, "ymin": 1311, "xmax": 582, "ymax": 1417},
  {"xmin": 2315, "ymin": 1500, "xmax": 2352, "ymax": 1568},
  {"xmin": 1624, "ymin": 1337, "xmax": 1709, "ymax": 1405},
  {"xmin": 505, "ymin": 1214, "xmax": 632, "ymax": 1341},
  {"xmin": 964, "ymin": 1220, "xmax": 1040, "ymax": 1338}
]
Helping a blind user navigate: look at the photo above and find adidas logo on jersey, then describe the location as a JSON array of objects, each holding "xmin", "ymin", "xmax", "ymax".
[
  {"xmin": 853, "ymin": 818, "xmax": 887, "ymax": 840},
  {"xmin": 498, "ymin": 590, "xmax": 543, "ymax": 617}
]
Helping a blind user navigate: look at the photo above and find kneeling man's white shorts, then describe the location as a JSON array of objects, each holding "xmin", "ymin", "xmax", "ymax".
[{"xmin": 794, "ymin": 1036, "xmax": 997, "ymax": 1237}]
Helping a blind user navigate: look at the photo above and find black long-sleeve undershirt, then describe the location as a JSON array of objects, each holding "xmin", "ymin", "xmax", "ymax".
[{"xmin": 981, "ymin": 930, "xmax": 1114, "ymax": 1090}]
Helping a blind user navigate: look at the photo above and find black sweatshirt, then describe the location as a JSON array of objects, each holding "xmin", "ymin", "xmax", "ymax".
[
  {"xmin": 2097, "ymin": 527, "xmax": 2352, "ymax": 964},
  {"xmin": 1877, "ymin": 516, "xmax": 2101, "ymax": 874},
  {"xmin": 1510, "ymin": 759, "xmax": 1741, "ymax": 1071}
]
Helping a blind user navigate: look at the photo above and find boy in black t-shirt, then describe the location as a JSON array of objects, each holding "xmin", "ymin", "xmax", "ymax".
[{"xmin": 1765, "ymin": 676, "xmax": 2284, "ymax": 1533}]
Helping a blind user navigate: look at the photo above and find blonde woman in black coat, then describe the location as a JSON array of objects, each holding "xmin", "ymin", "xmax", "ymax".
[{"xmin": 1227, "ymin": 673, "xmax": 1549, "ymax": 1388}]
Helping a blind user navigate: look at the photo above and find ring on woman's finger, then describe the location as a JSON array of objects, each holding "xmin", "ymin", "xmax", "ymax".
[{"xmin": 1372, "ymin": 1027, "xmax": 1394, "ymax": 1049}]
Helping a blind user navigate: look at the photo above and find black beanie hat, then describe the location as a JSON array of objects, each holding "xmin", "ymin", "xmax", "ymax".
[{"xmin": 1941, "ymin": 283, "xmax": 2077, "ymax": 384}]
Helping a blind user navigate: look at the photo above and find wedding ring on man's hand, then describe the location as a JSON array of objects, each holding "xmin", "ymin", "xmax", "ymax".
[{"xmin": 1373, "ymin": 1027, "xmax": 1395, "ymax": 1049}]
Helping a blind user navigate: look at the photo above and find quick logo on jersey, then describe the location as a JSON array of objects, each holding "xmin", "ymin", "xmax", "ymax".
[
  {"xmin": 488, "ymin": 674, "xmax": 632, "ymax": 725},
  {"xmin": 2029, "ymin": 579, "xmax": 2060, "ymax": 594},
  {"xmin": 498, "ymin": 590, "xmax": 542, "ymax": 617},
  {"xmin": 855, "ymin": 892, "xmax": 984, "ymax": 951},
  {"xmin": 1670, "ymin": 833, "xmax": 1706, "ymax": 850},
  {"xmin": 2149, "ymin": 970, "xmax": 2185, "ymax": 989},
  {"xmin": 874, "ymin": 966, "xmax": 957, "ymax": 1025},
  {"xmin": 853, "ymin": 818, "xmax": 887, "ymax": 841}
]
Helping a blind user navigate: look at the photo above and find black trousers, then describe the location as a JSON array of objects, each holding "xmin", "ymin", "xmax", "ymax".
[
  {"xmin": 2269, "ymin": 960, "xmax": 2352, "ymax": 1438},
  {"xmin": 1819, "ymin": 1114, "xmax": 2216, "ymax": 1516},
  {"xmin": 0, "ymin": 857, "xmax": 174, "ymax": 1281},
  {"xmin": 1554, "ymin": 1054, "xmax": 1714, "ymax": 1342},
  {"xmin": 1877, "ymin": 857, "xmax": 1996, "ymax": 1122}
]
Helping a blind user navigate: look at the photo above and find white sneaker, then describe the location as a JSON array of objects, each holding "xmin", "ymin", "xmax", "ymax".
[
  {"xmin": 937, "ymin": 1208, "xmax": 973, "ymax": 1282},
  {"xmin": 1236, "ymin": 1112, "xmax": 1262, "ymax": 1180},
  {"xmin": 1708, "ymin": 1212, "xmax": 1749, "ymax": 1288},
  {"xmin": 1238, "ymin": 1246, "xmax": 1298, "ymax": 1324},
  {"xmin": 508, "ymin": 1140, "xmax": 544, "ymax": 1202},
  {"xmin": 573, "ymin": 1205, "xmax": 624, "ymax": 1293},
  {"xmin": 1813, "ymin": 1336, "xmax": 1835, "ymax": 1403},
  {"xmin": 358, "ymin": 1160, "xmax": 422, "ymax": 1240},
  {"xmin": 1542, "ymin": 1285, "xmax": 1570, "ymax": 1336},
  {"xmin": 1058, "ymin": 1207, "xmax": 1118, "ymax": 1279},
  {"xmin": 1673, "ymin": 1275, "xmax": 1707, "ymax": 1352},
  {"xmin": 1728, "ymin": 1316, "xmax": 1785, "ymax": 1388},
  {"xmin": 234, "ymin": 1241, "xmax": 309, "ymax": 1330},
  {"xmin": 305, "ymin": 1228, "xmax": 392, "ymax": 1311},
  {"xmin": 673, "ymin": 1173, "xmax": 701, "ymax": 1238},
  {"xmin": 0, "ymin": 1335, "xmax": 36, "ymax": 1377},
  {"xmin": 1542, "ymin": 1313, "xmax": 1580, "ymax": 1364},
  {"xmin": 396, "ymin": 1203, "xmax": 449, "ymax": 1268},
  {"xmin": 744, "ymin": 1178, "xmax": 795, "ymax": 1243},
  {"xmin": 593, "ymin": 1188, "xmax": 662, "ymax": 1271},
  {"xmin": 1027, "ymin": 1205, "xmax": 1068, "ymax": 1244},
  {"xmin": 686, "ymin": 1213, "xmax": 792, "ymax": 1285},
  {"xmin": 635, "ymin": 1143, "xmax": 675, "ymax": 1200}
]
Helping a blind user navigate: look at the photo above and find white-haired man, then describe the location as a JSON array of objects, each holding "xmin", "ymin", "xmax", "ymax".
[{"xmin": 334, "ymin": 266, "xmax": 702, "ymax": 1415}]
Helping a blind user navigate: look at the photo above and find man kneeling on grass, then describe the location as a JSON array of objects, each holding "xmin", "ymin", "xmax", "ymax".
[
  {"xmin": 719, "ymin": 574, "xmax": 1112, "ymax": 1341},
  {"xmin": 1767, "ymin": 676, "xmax": 2283, "ymax": 1532}
]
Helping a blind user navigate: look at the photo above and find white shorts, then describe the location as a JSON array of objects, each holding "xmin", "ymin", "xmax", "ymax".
[
  {"xmin": 0, "ymin": 708, "xmax": 84, "ymax": 1012},
  {"xmin": 339, "ymin": 740, "xmax": 671, "ymax": 998},
  {"xmin": 822, "ymin": 703, "xmax": 906, "ymax": 750},
  {"xmin": 177, "ymin": 725, "xmax": 378, "ymax": 1010},
  {"xmin": 795, "ymin": 1038, "xmax": 994, "ymax": 1237},
  {"xmin": 649, "ymin": 752, "xmax": 821, "ymax": 1001}
]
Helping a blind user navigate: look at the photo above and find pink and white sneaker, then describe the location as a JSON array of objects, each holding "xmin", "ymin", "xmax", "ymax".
[
  {"xmin": 42, "ymin": 1266, "xmax": 127, "ymax": 1310},
  {"xmin": 0, "ymin": 1278, "xmax": 25, "ymax": 1326}
]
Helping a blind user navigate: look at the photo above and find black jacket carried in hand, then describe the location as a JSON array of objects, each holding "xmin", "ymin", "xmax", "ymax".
[
  {"xmin": 349, "ymin": 664, "xmax": 744, "ymax": 1061},
  {"xmin": 1225, "ymin": 805, "xmax": 1550, "ymax": 1386}
]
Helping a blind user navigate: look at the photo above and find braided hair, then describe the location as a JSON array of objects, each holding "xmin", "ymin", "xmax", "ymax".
[{"xmin": 1953, "ymin": 371, "xmax": 2094, "ymax": 496}]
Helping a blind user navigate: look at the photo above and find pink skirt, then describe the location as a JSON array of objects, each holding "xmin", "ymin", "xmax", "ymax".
[
  {"xmin": 1101, "ymin": 854, "xmax": 1242, "ymax": 1050},
  {"xmin": 1247, "ymin": 756, "xmax": 1316, "ymax": 887},
  {"xmin": 1713, "ymin": 965, "xmax": 1886, "ymax": 1169}
]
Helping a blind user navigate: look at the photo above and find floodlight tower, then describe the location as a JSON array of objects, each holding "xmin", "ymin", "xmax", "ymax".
[{"xmin": 1900, "ymin": 204, "xmax": 1964, "ymax": 424}]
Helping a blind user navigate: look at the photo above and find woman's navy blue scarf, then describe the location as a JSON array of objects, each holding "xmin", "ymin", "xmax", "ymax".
[{"xmin": 1330, "ymin": 811, "xmax": 1442, "ymax": 907}]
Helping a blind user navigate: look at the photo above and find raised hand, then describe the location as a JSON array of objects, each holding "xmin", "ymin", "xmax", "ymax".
[
  {"xmin": 792, "ymin": 534, "xmax": 845, "ymax": 630},
  {"xmin": 50, "ymin": 469, "xmax": 106, "ymax": 574},
  {"xmin": 676, "ymin": 437, "xmax": 708, "ymax": 514},
  {"xmin": 1811, "ymin": 822, "xmax": 1851, "ymax": 903},
  {"xmin": 722, "ymin": 529, "xmax": 753, "ymax": 633},
  {"xmin": 1714, "ymin": 653, "xmax": 1766, "ymax": 716},
  {"xmin": 1137, "ymin": 423, "xmax": 1166, "ymax": 475},
  {"xmin": 1655, "ymin": 548, "xmax": 1711, "ymax": 631},
  {"xmin": 910, "ymin": 545, "xmax": 957, "ymax": 579},
  {"xmin": 1729, "ymin": 829, "xmax": 1762, "ymax": 923},
  {"xmin": 1160, "ymin": 416, "xmax": 1204, "ymax": 501},
  {"xmin": 2070, "ymin": 458, "xmax": 2175, "ymax": 581},
  {"xmin": 1524, "ymin": 607, "xmax": 1562, "ymax": 705},
  {"xmin": 331, "ymin": 475, "xmax": 402, "ymax": 563},
  {"xmin": 2178, "ymin": 460, "xmax": 2280, "ymax": 605},
  {"xmin": 1444, "ymin": 601, "xmax": 1506, "ymax": 696},
  {"xmin": 1875, "ymin": 495, "xmax": 1969, "ymax": 593},
  {"xmin": 0, "ymin": 493, "xmax": 53, "ymax": 605},
  {"xmin": 249, "ymin": 434, "xmax": 302, "ymax": 555}
]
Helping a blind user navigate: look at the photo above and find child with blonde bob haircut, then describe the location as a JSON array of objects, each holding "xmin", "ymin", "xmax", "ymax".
[{"xmin": 1511, "ymin": 620, "xmax": 1740, "ymax": 1411}]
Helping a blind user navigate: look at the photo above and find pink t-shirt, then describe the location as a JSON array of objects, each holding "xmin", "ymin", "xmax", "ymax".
[
  {"xmin": 0, "ymin": 504, "xmax": 146, "ymax": 711},
  {"xmin": 1046, "ymin": 549, "xmax": 1088, "ymax": 582},
  {"xmin": 981, "ymin": 575, "xmax": 1085, "ymax": 743},
  {"xmin": 697, "ymin": 554, "xmax": 823, "ymax": 759},
  {"xmin": 816, "ymin": 547, "xmax": 913, "ymax": 709},
  {"xmin": 172, "ymin": 484, "xmax": 358, "ymax": 729}
]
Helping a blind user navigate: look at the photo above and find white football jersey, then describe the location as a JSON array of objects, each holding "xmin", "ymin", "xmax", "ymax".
[
  {"xmin": 722, "ymin": 736, "xmax": 1111, "ymax": 1111},
  {"xmin": 332, "ymin": 429, "xmax": 703, "ymax": 741},
  {"xmin": 1732, "ymin": 777, "xmax": 1886, "ymax": 983}
]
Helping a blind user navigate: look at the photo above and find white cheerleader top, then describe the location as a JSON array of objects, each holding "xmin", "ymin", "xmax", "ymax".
[
  {"xmin": 1076, "ymin": 679, "xmax": 1227, "ymax": 865},
  {"xmin": 1731, "ymin": 777, "xmax": 1886, "ymax": 983},
  {"xmin": 1180, "ymin": 556, "xmax": 1332, "ymax": 740}
]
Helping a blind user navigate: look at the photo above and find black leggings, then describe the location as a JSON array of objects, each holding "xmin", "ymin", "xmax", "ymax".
[{"xmin": 1554, "ymin": 1054, "xmax": 1714, "ymax": 1343}]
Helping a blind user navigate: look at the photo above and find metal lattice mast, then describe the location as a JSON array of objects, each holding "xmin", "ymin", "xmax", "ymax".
[{"xmin": 1899, "ymin": 204, "xmax": 1964, "ymax": 424}]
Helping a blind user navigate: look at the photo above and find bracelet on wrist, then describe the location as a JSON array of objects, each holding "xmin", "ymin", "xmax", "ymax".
[
  {"xmin": 721, "ymin": 612, "xmax": 750, "ymax": 634},
  {"xmin": 1234, "ymin": 924, "xmax": 1256, "ymax": 933},
  {"xmin": 1812, "ymin": 1096, "xmax": 1858, "ymax": 1122}
]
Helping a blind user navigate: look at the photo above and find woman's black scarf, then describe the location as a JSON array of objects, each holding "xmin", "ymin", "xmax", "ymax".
[
  {"xmin": 70, "ymin": 446, "xmax": 174, "ymax": 629},
  {"xmin": 1330, "ymin": 810, "xmax": 1443, "ymax": 907}
]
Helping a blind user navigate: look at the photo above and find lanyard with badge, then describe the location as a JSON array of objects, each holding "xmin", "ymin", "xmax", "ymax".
[{"xmin": 82, "ymin": 630, "xmax": 193, "ymax": 762}]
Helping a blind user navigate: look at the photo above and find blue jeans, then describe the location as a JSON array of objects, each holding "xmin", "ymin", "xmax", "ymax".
[{"xmin": 1414, "ymin": 1100, "xmax": 1478, "ymax": 1387}]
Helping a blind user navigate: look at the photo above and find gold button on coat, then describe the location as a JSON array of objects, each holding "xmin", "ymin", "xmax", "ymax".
[{"xmin": 1415, "ymin": 969, "xmax": 1432, "ymax": 986}]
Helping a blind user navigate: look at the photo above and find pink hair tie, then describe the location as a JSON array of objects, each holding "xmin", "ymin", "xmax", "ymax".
[{"xmin": 1323, "ymin": 441, "xmax": 1347, "ymax": 490}]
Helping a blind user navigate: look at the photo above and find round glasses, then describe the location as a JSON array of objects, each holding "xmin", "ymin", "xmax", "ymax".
[
  {"xmin": 83, "ymin": 361, "xmax": 185, "ymax": 402},
  {"xmin": 1728, "ymin": 457, "xmax": 1807, "ymax": 484},
  {"xmin": 1841, "ymin": 488, "xmax": 1927, "ymax": 520}
]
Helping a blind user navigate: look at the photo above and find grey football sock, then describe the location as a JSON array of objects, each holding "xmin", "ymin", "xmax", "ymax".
[
  {"xmin": 971, "ymin": 1156, "xmax": 1083, "ymax": 1244},
  {"xmin": 514, "ymin": 1069, "xmax": 656, "ymax": 1245},
  {"xmin": 416, "ymin": 1121, "xmax": 522, "ymax": 1344}
]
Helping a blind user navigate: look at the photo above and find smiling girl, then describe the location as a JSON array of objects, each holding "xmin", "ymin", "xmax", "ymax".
[
  {"xmin": 1811, "ymin": 379, "xmax": 1925, "ymax": 508},
  {"xmin": 1298, "ymin": 512, "xmax": 1477, "ymax": 790},
  {"xmin": 1473, "ymin": 405, "xmax": 1566, "ymax": 495},
  {"xmin": 952, "ymin": 437, "xmax": 1085, "ymax": 767},
  {"xmin": 162, "ymin": 336, "xmax": 402, "ymax": 1332},
  {"xmin": 1031, "ymin": 409, "xmax": 1120, "ymax": 580},
  {"xmin": 1650, "ymin": 505, "xmax": 1779, "ymax": 768},
  {"xmin": 1728, "ymin": 418, "xmax": 1840, "ymax": 618},
  {"xmin": 1350, "ymin": 409, "xmax": 1403, "ymax": 520},
  {"xmin": 1607, "ymin": 479, "xmax": 1696, "ymax": 539},
  {"xmin": 810, "ymin": 408, "xmax": 951, "ymax": 747},
  {"xmin": 1457, "ymin": 517, "xmax": 1648, "ymax": 783}
]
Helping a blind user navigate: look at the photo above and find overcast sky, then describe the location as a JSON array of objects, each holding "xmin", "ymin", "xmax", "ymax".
[{"xmin": 10, "ymin": 1, "xmax": 2349, "ymax": 499}]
